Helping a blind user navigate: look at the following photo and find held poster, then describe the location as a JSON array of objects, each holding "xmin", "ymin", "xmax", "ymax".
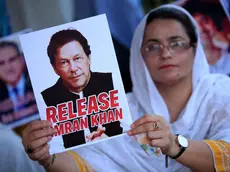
[
  {"xmin": 20, "ymin": 14, "xmax": 133, "ymax": 154},
  {"xmin": 0, "ymin": 29, "xmax": 39, "ymax": 128}
]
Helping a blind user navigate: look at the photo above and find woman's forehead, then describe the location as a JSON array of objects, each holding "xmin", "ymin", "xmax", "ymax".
[{"xmin": 143, "ymin": 18, "xmax": 190, "ymax": 41}]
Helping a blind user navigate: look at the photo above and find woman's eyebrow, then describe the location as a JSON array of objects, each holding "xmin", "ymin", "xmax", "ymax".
[
  {"xmin": 168, "ymin": 36, "xmax": 185, "ymax": 41},
  {"xmin": 142, "ymin": 39, "xmax": 160, "ymax": 46}
]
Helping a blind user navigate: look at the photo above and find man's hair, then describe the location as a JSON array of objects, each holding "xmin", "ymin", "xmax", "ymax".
[
  {"xmin": 0, "ymin": 41, "xmax": 21, "ymax": 56},
  {"xmin": 47, "ymin": 29, "xmax": 91, "ymax": 64},
  {"xmin": 146, "ymin": 7, "xmax": 197, "ymax": 45}
]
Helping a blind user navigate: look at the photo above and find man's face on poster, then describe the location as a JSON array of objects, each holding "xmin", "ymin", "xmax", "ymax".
[
  {"xmin": 53, "ymin": 40, "xmax": 91, "ymax": 92},
  {"xmin": 0, "ymin": 46, "xmax": 24, "ymax": 86}
]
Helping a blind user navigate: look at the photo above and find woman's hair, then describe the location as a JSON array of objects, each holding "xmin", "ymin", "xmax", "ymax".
[{"xmin": 146, "ymin": 7, "xmax": 197, "ymax": 44}]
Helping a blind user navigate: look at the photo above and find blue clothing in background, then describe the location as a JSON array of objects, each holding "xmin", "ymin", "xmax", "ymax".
[{"xmin": 0, "ymin": 0, "xmax": 12, "ymax": 37}]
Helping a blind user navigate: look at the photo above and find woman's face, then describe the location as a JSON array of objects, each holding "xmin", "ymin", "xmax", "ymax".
[{"xmin": 141, "ymin": 19, "xmax": 195, "ymax": 85}]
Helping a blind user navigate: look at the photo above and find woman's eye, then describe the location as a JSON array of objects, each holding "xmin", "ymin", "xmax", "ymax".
[
  {"xmin": 148, "ymin": 44, "xmax": 160, "ymax": 51},
  {"xmin": 171, "ymin": 41, "xmax": 185, "ymax": 47}
]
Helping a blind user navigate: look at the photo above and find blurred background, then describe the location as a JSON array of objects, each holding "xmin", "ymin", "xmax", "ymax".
[{"xmin": 0, "ymin": 0, "xmax": 229, "ymax": 171}]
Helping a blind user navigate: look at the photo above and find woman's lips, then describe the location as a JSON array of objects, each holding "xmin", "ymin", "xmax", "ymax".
[{"xmin": 159, "ymin": 64, "xmax": 177, "ymax": 70}]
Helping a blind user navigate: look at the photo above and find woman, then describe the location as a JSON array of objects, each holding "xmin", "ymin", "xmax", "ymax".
[{"xmin": 21, "ymin": 4, "xmax": 230, "ymax": 172}]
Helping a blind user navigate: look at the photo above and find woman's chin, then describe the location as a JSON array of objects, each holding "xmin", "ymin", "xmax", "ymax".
[{"xmin": 155, "ymin": 74, "xmax": 184, "ymax": 86}]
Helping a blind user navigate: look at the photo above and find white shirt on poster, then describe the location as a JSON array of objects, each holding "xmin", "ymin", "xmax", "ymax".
[{"xmin": 6, "ymin": 74, "xmax": 26, "ymax": 111}]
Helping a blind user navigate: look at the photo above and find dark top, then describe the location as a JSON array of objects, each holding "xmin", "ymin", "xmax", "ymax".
[
  {"xmin": 41, "ymin": 72, "xmax": 123, "ymax": 148},
  {"xmin": 0, "ymin": 71, "xmax": 38, "ymax": 124}
]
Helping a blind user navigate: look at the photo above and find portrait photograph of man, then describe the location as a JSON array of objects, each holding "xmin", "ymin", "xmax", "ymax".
[
  {"xmin": 20, "ymin": 14, "xmax": 132, "ymax": 154},
  {"xmin": 42, "ymin": 29, "xmax": 123, "ymax": 148},
  {"xmin": 0, "ymin": 29, "xmax": 39, "ymax": 128}
]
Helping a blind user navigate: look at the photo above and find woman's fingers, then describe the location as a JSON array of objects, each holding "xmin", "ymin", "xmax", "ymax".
[
  {"xmin": 147, "ymin": 125, "xmax": 170, "ymax": 138},
  {"xmin": 127, "ymin": 114, "xmax": 175, "ymax": 155},
  {"xmin": 30, "ymin": 128, "xmax": 57, "ymax": 141},
  {"xmin": 29, "ymin": 136, "xmax": 52, "ymax": 151},
  {"xmin": 149, "ymin": 138, "xmax": 169, "ymax": 148},
  {"xmin": 29, "ymin": 144, "xmax": 50, "ymax": 161},
  {"xmin": 131, "ymin": 114, "xmax": 160, "ymax": 128},
  {"xmin": 130, "ymin": 114, "xmax": 166, "ymax": 129},
  {"xmin": 21, "ymin": 120, "xmax": 54, "ymax": 164},
  {"xmin": 39, "ymin": 151, "xmax": 51, "ymax": 161},
  {"xmin": 22, "ymin": 120, "xmax": 52, "ymax": 137},
  {"xmin": 128, "ymin": 121, "xmax": 161, "ymax": 135},
  {"xmin": 147, "ymin": 130, "xmax": 164, "ymax": 139}
]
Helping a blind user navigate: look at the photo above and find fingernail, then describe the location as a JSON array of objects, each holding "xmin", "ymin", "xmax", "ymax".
[
  {"xmin": 131, "ymin": 124, "xmax": 135, "ymax": 128},
  {"xmin": 49, "ymin": 121, "xmax": 52, "ymax": 126},
  {"xmin": 127, "ymin": 130, "xmax": 132, "ymax": 135}
]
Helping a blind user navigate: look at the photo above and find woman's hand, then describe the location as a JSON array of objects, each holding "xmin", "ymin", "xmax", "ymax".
[
  {"xmin": 21, "ymin": 120, "xmax": 57, "ymax": 166},
  {"xmin": 127, "ymin": 114, "xmax": 179, "ymax": 157}
]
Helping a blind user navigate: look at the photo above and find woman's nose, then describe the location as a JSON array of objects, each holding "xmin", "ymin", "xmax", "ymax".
[{"xmin": 160, "ymin": 46, "xmax": 173, "ymax": 59}]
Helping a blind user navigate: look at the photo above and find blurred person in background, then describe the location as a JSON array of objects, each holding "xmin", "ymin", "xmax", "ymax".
[
  {"xmin": 0, "ymin": 41, "xmax": 38, "ymax": 127},
  {"xmin": 193, "ymin": 12, "xmax": 230, "ymax": 75},
  {"xmin": 179, "ymin": 0, "xmax": 230, "ymax": 76}
]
